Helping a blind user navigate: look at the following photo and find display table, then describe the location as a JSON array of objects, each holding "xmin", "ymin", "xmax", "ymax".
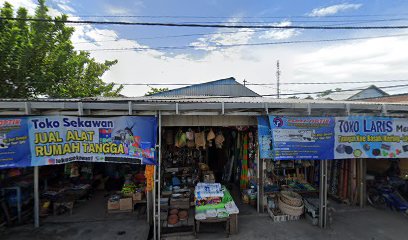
[
  {"xmin": 194, "ymin": 183, "xmax": 239, "ymax": 238},
  {"xmin": 195, "ymin": 216, "xmax": 230, "ymax": 238},
  {"xmin": 194, "ymin": 213, "xmax": 238, "ymax": 237}
]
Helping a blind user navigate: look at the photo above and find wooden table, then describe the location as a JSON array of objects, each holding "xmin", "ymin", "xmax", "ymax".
[{"xmin": 195, "ymin": 216, "xmax": 230, "ymax": 238}]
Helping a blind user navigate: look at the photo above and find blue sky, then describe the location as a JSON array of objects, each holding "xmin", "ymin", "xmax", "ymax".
[{"xmin": 3, "ymin": 0, "xmax": 408, "ymax": 97}]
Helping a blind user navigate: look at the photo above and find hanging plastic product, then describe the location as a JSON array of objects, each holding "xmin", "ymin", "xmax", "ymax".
[
  {"xmin": 165, "ymin": 129, "xmax": 174, "ymax": 145},
  {"xmin": 215, "ymin": 131, "xmax": 225, "ymax": 149},
  {"xmin": 207, "ymin": 128, "xmax": 215, "ymax": 140},
  {"xmin": 187, "ymin": 139, "xmax": 195, "ymax": 148},
  {"xmin": 179, "ymin": 132, "xmax": 187, "ymax": 147},
  {"xmin": 207, "ymin": 128, "xmax": 215, "ymax": 147},
  {"xmin": 175, "ymin": 130, "xmax": 181, "ymax": 148},
  {"xmin": 186, "ymin": 128, "xmax": 195, "ymax": 141},
  {"xmin": 195, "ymin": 131, "xmax": 206, "ymax": 149}
]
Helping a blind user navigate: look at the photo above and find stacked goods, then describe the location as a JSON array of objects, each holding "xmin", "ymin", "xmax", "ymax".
[
  {"xmin": 194, "ymin": 183, "xmax": 239, "ymax": 220},
  {"xmin": 267, "ymin": 191, "xmax": 303, "ymax": 222},
  {"xmin": 278, "ymin": 191, "xmax": 304, "ymax": 217},
  {"xmin": 121, "ymin": 183, "xmax": 136, "ymax": 197}
]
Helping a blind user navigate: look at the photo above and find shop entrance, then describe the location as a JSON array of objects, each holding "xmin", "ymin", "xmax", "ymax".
[
  {"xmin": 159, "ymin": 125, "xmax": 258, "ymax": 237},
  {"xmin": 40, "ymin": 162, "xmax": 148, "ymax": 221},
  {"xmin": 0, "ymin": 162, "xmax": 150, "ymax": 237}
]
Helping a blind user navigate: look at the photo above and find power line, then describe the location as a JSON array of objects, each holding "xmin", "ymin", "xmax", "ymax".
[
  {"xmin": 73, "ymin": 29, "xmax": 268, "ymax": 44},
  {"xmin": 261, "ymin": 84, "xmax": 408, "ymax": 97},
  {"xmin": 75, "ymin": 14, "xmax": 408, "ymax": 19},
  {"xmin": 2, "ymin": 17, "xmax": 408, "ymax": 29},
  {"xmin": 280, "ymin": 79, "xmax": 408, "ymax": 85},
  {"xmin": 76, "ymin": 33, "xmax": 408, "ymax": 51},
  {"xmin": 9, "ymin": 79, "xmax": 408, "ymax": 86}
]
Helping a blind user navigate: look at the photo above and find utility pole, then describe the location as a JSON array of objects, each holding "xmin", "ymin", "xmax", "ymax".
[
  {"xmin": 243, "ymin": 79, "xmax": 247, "ymax": 86},
  {"xmin": 276, "ymin": 60, "xmax": 281, "ymax": 99}
]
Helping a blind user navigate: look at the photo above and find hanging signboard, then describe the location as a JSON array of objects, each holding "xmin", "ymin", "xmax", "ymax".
[
  {"xmin": 0, "ymin": 118, "xmax": 31, "ymax": 168},
  {"xmin": 0, "ymin": 116, "xmax": 157, "ymax": 169},
  {"xmin": 269, "ymin": 116, "xmax": 335, "ymax": 160},
  {"xmin": 334, "ymin": 116, "xmax": 408, "ymax": 159},
  {"xmin": 257, "ymin": 116, "xmax": 273, "ymax": 159}
]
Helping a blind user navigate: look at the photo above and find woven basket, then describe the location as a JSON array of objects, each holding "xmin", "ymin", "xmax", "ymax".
[
  {"xmin": 278, "ymin": 197, "xmax": 304, "ymax": 216},
  {"xmin": 280, "ymin": 191, "xmax": 303, "ymax": 207}
]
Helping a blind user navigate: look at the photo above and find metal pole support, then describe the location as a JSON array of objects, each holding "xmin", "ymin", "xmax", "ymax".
[
  {"xmin": 319, "ymin": 160, "xmax": 328, "ymax": 229},
  {"xmin": 34, "ymin": 166, "xmax": 39, "ymax": 228}
]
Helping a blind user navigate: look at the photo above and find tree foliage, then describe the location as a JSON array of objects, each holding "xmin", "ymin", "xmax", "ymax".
[
  {"xmin": 316, "ymin": 88, "xmax": 342, "ymax": 98},
  {"xmin": 0, "ymin": 0, "xmax": 122, "ymax": 98},
  {"xmin": 145, "ymin": 87, "xmax": 169, "ymax": 96}
]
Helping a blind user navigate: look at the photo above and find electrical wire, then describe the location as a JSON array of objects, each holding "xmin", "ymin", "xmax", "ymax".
[
  {"xmin": 76, "ymin": 33, "xmax": 408, "ymax": 51},
  {"xmin": 74, "ymin": 14, "xmax": 408, "ymax": 19},
  {"xmin": 261, "ymin": 84, "xmax": 408, "ymax": 97},
  {"xmin": 2, "ymin": 17, "xmax": 408, "ymax": 29},
  {"xmin": 9, "ymin": 79, "xmax": 408, "ymax": 86}
]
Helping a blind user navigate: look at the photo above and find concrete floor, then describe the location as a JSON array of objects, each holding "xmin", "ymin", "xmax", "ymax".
[
  {"xmin": 192, "ymin": 204, "xmax": 408, "ymax": 240},
  {"xmin": 1, "ymin": 191, "xmax": 150, "ymax": 240},
  {"xmin": 2, "ymin": 195, "xmax": 408, "ymax": 240}
]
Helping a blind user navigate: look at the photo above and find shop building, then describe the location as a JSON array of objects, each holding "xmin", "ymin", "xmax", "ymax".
[{"xmin": 1, "ymin": 97, "xmax": 408, "ymax": 239}]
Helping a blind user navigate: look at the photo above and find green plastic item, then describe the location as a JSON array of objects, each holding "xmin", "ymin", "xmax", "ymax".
[{"xmin": 195, "ymin": 186, "xmax": 233, "ymax": 211}]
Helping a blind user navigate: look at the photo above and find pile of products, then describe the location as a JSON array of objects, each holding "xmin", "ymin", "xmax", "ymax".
[
  {"xmin": 267, "ymin": 190, "xmax": 304, "ymax": 222},
  {"xmin": 264, "ymin": 160, "xmax": 317, "ymax": 194},
  {"xmin": 165, "ymin": 188, "xmax": 192, "ymax": 226},
  {"xmin": 194, "ymin": 183, "xmax": 239, "ymax": 220},
  {"xmin": 121, "ymin": 174, "xmax": 145, "ymax": 201}
]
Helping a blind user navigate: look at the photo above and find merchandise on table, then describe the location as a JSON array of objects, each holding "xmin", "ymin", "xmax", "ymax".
[{"xmin": 194, "ymin": 182, "xmax": 239, "ymax": 220}]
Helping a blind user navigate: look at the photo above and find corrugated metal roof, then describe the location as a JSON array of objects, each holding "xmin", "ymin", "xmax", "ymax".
[
  {"xmin": 323, "ymin": 85, "xmax": 388, "ymax": 101},
  {"xmin": 1, "ymin": 96, "xmax": 408, "ymax": 105},
  {"xmin": 91, "ymin": 96, "xmax": 408, "ymax": 105},
  {"xmin": 149, "ymin": 77, "xmax": 260, "ymax": 97}
]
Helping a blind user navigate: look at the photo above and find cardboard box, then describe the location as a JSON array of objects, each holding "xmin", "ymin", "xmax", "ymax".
[
  {"xmin": 133, "ymin": 192, "xmax": 144, "ymax": 201},
  {"xmin": 119, "ymin": 198, "xmax": 133, "ymax": 211},
  {"xmin": 107, "ymin": 200, "xmax": 120, "ymax": 210}
]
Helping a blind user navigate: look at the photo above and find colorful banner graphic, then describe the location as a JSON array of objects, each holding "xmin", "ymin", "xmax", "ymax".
[
  {"xmin": 0, "ymin": 116, "xmax": 157, "ymax": 169},
  {"xmin": 334, "ymin": 116, "xmax": 408, "ymax": 159},
  {"xmin": 257, "ymin": 116, "xmax": 273, "ymax": 159},
  {"xmin": 0, "ymin": 118, "xmax": 31, "ymax": 168},
  {"xmin": 269, "ymin": 116, "xmax": 335, "ymax": 160}
]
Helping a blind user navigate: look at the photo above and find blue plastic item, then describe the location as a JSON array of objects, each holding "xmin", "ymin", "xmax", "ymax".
[{"xmin": 172, "ymin": 176, "xmax": 181, "ymax": 186}]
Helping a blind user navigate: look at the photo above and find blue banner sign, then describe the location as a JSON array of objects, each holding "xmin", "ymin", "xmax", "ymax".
[
  {"xmin": 257, "ymin": 116, "xmax": 274, "ymax": 159},
  {"xmin": 0, "ymin": 118, "xmax": 31, "ymax": 168},
  {"xmin": 0, "ymin": 116, "xmax": 157, "ymax": 169},
  {"xmin": 269, "ymin": 116, "xmax": 335, "ymax": 160}
]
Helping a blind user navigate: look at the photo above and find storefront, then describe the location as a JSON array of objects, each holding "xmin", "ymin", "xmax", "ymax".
[
  {"xmin": 0, "ymin": 114, "xmax": 157, "ymax": 230},
  {"xmin": 158, "ymin": 116, "xmax": 259, "ymax": 238},
  {"xmin": 1, "ymin": 98, "xmax": 408, "ymax": 239}
]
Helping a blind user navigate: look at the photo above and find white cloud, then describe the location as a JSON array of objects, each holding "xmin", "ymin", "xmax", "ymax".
[
  {"xmin": 308, "ymin": 3, "xmax": 362, "ymax": 17},
  {"xmin": 2, "ymin": 0, "xmax": 408, "ymax": 98},
  {"xmin": 0, "ymin": 0, "xmax": 68, "ymax": 17},
  {"xmin": 290, "ymin": 35, "xmax": 408, "ymax": 95},
  {"xmin": 57, "ymin": 3, "xmax": 75, "ymax": 13},
  {"xmin": 103, "ymin": 2, "xmax": 144, "ymax": 16},
  {"xmin": 0, "ymin": 0, "xmax": 37, "ymax": 14},
  {"xmin": 104, "ymin": 5, "xmax": 130, "ymax": 15},
  {"xmin": 189, "ymin": 17, "xmax": 256, "ymax": 51},
  {"xmin": 259, "ymin": 21, "xmax": 300, "ymax": 40}
]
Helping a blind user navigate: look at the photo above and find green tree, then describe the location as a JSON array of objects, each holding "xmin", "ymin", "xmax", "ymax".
[
  {"xmin": 316, "ymin": 88, "xmax": 342, "ymax": 98},
  {"xmin": 145, "ymin": 87, "xmax": 169, "ymax": 96},
  {"xmin": 0, "ymin": 0, "xmax": 122, "ymax": 98}
]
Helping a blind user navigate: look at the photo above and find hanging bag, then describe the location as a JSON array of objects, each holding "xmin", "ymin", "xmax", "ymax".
[{"xmin": 195, "ymin": 131, "xmax": 206, "ymax": 149}]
